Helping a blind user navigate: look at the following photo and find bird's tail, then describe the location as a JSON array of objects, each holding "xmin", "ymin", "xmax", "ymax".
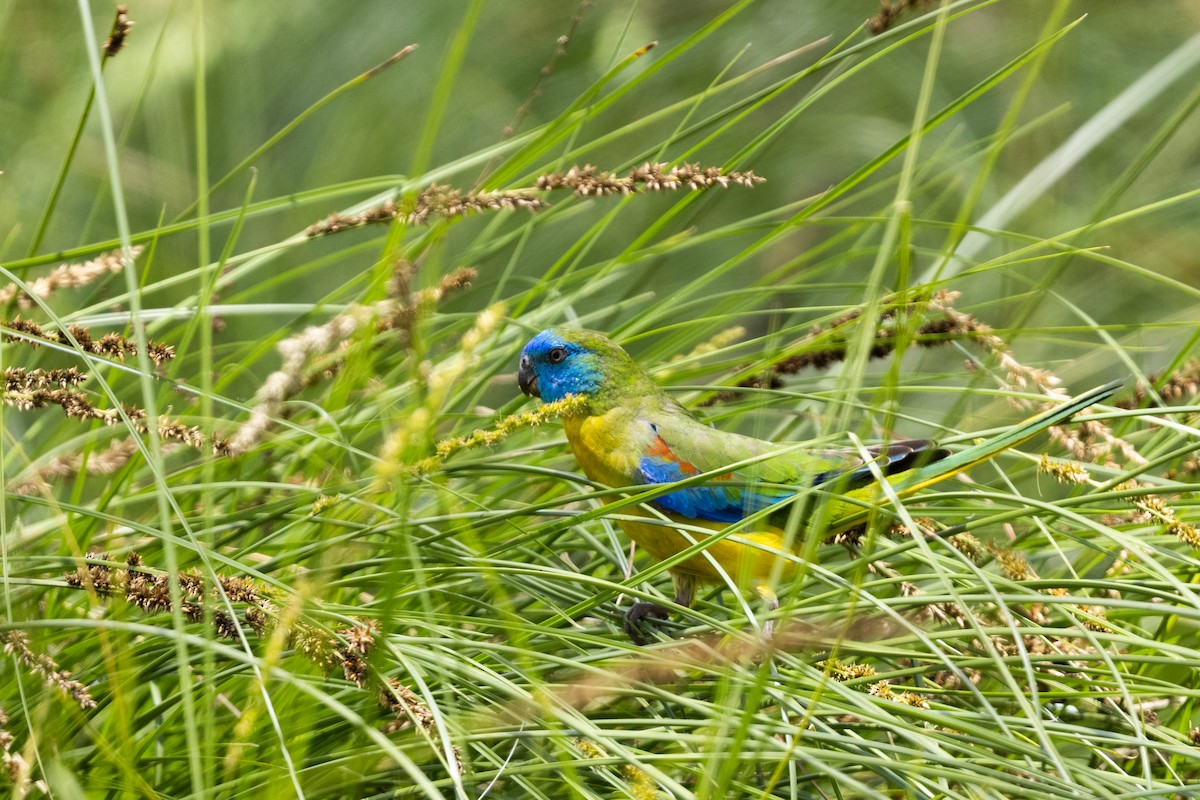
[{"xmin": 831, "ymin": 379, "xmax": 1123, "ymax": 529}]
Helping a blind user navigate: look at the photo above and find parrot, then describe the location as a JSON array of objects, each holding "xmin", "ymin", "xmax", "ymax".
[{"xmin": 516, "ymin": 327, "xmax": 1120, "ymax": 642}]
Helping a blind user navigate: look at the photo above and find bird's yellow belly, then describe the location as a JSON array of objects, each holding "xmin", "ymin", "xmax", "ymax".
[{"xmin": 615, "ymin": 511, "xmax": 800, "ymax": 585}]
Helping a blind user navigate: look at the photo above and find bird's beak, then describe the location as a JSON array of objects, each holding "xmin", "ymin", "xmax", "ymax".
[{"xmin": 518, "ymin": 356, "xmax": 539, "ymax": 398}]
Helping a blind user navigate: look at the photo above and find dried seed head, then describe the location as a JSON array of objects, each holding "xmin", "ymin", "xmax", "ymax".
[
  {"xmin": 2, "ymin": 630, "xmax": 96, "ymax": 710},
  {"xmin": 818, "ymin": 659, "xmax": 876, "ymax": 681},
  {"xmin": 0, "ymin": 247, "xmax": 142, "ymax": 309},
  {"xmin": 103, "ymin": 5, "xmax": 134, "ymax": 57},
  {"xmin": 987, "ymin": 543, "xmax": 1035, "ymax": 581},
  {"xmin": 1039, "ymin": 454, "xmax": 1091, "ymax": 485}
]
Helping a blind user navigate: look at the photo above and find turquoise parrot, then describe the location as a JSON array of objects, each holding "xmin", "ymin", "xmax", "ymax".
[{"xmin": 517, "ymin": 327, "xmax": 1120, "ymax": 642}]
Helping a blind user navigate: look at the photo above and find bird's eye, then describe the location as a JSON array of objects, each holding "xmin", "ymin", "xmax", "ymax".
[{"xmin": 548, "ymin": 346, "xmax": 567, "ymax": 364}]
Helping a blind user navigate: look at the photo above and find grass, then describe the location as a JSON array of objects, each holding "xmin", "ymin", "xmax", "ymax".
[{"xmin": 2, "ymin": 1, "xmax": 1200, "ymax": 797}]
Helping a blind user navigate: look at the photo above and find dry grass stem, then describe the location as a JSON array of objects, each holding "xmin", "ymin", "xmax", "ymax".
[
  {"xmin": 10, "ymin": 438, "xmax": 140, "ymax": 495},
  {"xmin": 709, "ymin": 290, "xmax": 1144, "ymax": 471},
  {"xmin": 380, "ymin": 679, "xmax": 435, "ymax": 734},
  {"xmin": 924, "ymin": 295, "xmax": 1142, "ymax": 466},
  {"xmin": 707, "ymin": 290, "xmax": 970, "ymax": 402},
  {"xmin": 1, "ymin": 631, "xmax": 95, "ymax": 710},
  {"xmin": 64, "ymin": 553, "xmax": 446, "ymax": 756},
  {"xmin": 1121, "ymin": 482, "xmax": 1200, "ymax": 549},
  {"xmin": 534, "ymin": 162, "xmax": 765, "ymax": 195},
  {"xmin": 495, "ymin": 615, "xmax": 913, "ymax": 723},
  {"xmin": 1118, "ymin": 360, "xmax": 1200, "ymax": 408},
  {"xmin": 306, "ymin": 162, "xmax": 764, "ymax": 237},
  {"xmin": 228, "ymin": 303, "xmax": 380, "ymax": 454},
  {"xmin": 4, "ymin": 367, "xmax": 87, "ymax": 390},
  {"xmin": 4, "ymin": 318, "xmax": 173, "ymax": 367},
  {"xmin": 63, "ymin": 553, "xmax": 445, "ymax": 752},
  {"xmin": 926, "ymin": 292, "xmax": 1065, "ymax": 399},
  {"xmin": 377, "ymin": 266, "xmax": 478, "ymax": 340},
  {"xmin": 63, "ymin": 553, "xmax": 434, "ymax": 724},
  {"xmin": 0, "ymin": 247, "xmax": 142, "ymax": 310},
  {"xmin": 306, "ymin": 189, "xmax": 546, "ymax": 236},
  {"xmin": 3, "ymin": 383, "xmax": 227, "ymax": 456}
]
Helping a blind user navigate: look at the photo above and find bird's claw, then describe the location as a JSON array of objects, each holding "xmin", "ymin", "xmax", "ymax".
[{"xmin": 623, "ymin": 601, "xmax": 671, "ymax": 645}]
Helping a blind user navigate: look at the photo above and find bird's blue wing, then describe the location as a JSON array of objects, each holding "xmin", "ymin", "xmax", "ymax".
[
  {"xmin": 637, "ymin": 438, "xmax": 783, "ymax": 522},
  {"xmin": 637, "ymin": 421, "xmax": 945, "ymax": 524}
]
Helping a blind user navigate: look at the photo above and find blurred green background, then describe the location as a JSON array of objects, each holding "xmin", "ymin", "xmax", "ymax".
[{"xmin": 3, "ymin": 0, "xmax": 1198, "ymax": 358}]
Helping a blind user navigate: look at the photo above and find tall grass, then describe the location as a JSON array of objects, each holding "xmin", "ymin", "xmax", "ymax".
[{"xmin": 2, "ymin": 1, "xmax": 1199, "ymax": 797}]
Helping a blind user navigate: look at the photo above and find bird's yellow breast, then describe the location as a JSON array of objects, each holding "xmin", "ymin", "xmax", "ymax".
[{"xmin": 561, "ymin": 410, "xmax": 645, "ymax": 488}]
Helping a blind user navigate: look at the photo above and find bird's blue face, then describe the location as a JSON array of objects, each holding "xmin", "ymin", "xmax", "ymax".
[{"xmin": 518, "ymin": 329, "xmax": 602, "ymax": 402}]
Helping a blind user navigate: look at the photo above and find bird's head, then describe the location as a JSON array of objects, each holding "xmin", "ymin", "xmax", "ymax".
[{"xmin": 518, "ymin": 328, "xmax": 654, "ymax": 412}]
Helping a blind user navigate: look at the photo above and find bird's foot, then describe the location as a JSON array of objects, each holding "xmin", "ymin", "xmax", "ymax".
[{"xmin": 623, "ymin": 601, "xmax": 671, "ymax": 645}]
